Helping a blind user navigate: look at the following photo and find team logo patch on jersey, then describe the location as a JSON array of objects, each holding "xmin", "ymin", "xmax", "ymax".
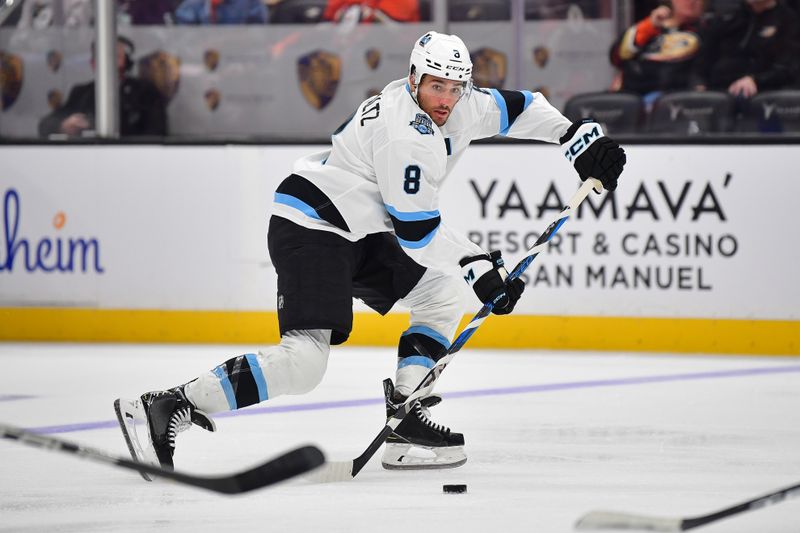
[
  {"xmin": 298, "ymin": 50, "xmax": 341, "ymax": 110},
  {"xmin": 643, "ymin": 31, "xmax": 700, "ymax": 62},
  {"xmin": 0, "ymin": 51, "xmax": 24, "ymax": 110},
  {"xmin": 410, "ymin": 113, "xmax": 435, "ymax": 135},
  {"xmin": 139, "ymin": 50, "xmax": 182, "ymax": 102},
  {"xmin": 472, "ymin": 48, "xmax": 507, "ymax": 89}
]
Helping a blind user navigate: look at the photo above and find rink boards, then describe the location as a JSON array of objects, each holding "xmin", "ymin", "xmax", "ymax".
[{"xmin": 0, "ymin": 143, "xmax": 798, "ymax": 354}]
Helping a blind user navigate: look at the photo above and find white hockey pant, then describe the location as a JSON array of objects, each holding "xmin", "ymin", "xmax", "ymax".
[{"xmin": 184, "ymin": 329, "xmax": 331, "ymax": 414}]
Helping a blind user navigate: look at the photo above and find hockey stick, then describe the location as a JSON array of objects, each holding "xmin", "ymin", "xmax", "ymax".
[
  {"xmin": 309, "ymin": 177, "xmax": 602, "ymax": 483},
  {"xmin": 575, "ymin": 481, "xmax": 800, "ymax": 531},
  {"xmin": 0, "ymin": 422, "xmax": 325, "ymax": 494}
]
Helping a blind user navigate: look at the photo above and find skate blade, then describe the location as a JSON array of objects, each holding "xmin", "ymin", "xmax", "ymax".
[
  {"xmin": 381, "ymin": 443, "xmax": 467, "ymax": 470},
  {"xmin": 114, "ymin": 398, "xmax": 158, "ymax": 482}
]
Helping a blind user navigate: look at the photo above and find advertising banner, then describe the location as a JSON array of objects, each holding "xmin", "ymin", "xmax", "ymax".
[
  {"xmin": 443, "ymin": 144, "xmax": 800, "ymax": 320},
  {"xmin": 1, "ymin": 144, "xmax": 798, "ymax": 351}
]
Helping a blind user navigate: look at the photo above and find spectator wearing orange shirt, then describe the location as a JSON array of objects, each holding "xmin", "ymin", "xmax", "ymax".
[
  {"xmin": 322, "ymin": 0, "xmax": 420, "ymax": 22},
  {"xmin": 609, "ymin": 0, "xmax": 708, "ymax": 98}
]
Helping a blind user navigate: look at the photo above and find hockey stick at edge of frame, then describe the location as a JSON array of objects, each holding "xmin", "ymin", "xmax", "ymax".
[
  {"xmin": 574, "ymin": 481, "xmax": 800, "ymax": 531},
  {"xmin": 306, "ymin": 177, "xmax": 603, "ymax": 483},
  {"xmin": 0, "ymin": 422, "xmax": 325, "ymax": 495}
]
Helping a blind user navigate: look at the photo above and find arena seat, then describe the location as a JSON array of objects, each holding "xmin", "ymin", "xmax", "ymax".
[
  {"xmin": 563, "ymin": 92, "xmax": 644, "ymax": 134},
  {"xmin": 647, "ymin": 91, "xmax": 735, "ymax": 134},
  {"xmin": 736, "ymin": 90, "xmax": 800, "ymax": 133}
]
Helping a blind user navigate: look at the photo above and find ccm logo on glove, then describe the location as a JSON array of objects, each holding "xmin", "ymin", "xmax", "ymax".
[
  {"xmin": 559, "ymin": 119, "xmax": 626, "ymax": 192},
  {"xmin": 562, "ymin": 122, "xmax": 603, "ymax": 162}
]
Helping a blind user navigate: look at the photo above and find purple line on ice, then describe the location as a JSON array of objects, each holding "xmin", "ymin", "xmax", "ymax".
[
  {"xmin": 28, "ymin": 365, "xmax": 800, "ymax": 435},
  {"xmin": 439, "ymin": 365, "xmax": 800, "ymax": 400}
]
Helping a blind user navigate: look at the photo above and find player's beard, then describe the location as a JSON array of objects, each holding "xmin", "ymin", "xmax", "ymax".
[
  {"xmin": 417, "ymin": 92, "xmax": 452, "ymax": 126},
  {"xmin": 430, "ymin": 106, "xmax": 450, "ymax": 126},
  {"xmin": 422, "ymin": 102, "xmax": 450, "ymax": 126}
]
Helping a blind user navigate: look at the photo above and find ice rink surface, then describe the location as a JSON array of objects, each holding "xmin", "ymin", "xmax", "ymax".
[{"xmin": 1, "ymin": 343, "xmax": 799, "ymax": 533}]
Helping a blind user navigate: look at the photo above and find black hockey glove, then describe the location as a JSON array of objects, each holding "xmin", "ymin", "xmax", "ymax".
[
  {"xmin": 560, "ymin": 119, "xmax": 626, "ymax": 192},
  {"xmin": 459, "ymin": 250, "xmax": 525, "ymax": 315}
]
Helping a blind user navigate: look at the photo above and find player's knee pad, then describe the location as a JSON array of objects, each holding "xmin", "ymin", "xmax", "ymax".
[{"xmin": 257, "ymin": 329, "xmax": 331, "ymax": 396}]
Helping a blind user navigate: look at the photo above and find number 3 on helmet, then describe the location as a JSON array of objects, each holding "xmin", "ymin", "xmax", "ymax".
[{"xmin": 409, "ymin": 31, "xmax": 473, "ymax": 94}]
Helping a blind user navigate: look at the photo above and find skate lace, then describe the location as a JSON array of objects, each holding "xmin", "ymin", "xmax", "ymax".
[
  {"xmin": 167, "ymin": 407, "xmax": 193, "ymax": 448},
  {"xmin": 413, "ymin": 402, "xmax": 450, "ymax": 434}
]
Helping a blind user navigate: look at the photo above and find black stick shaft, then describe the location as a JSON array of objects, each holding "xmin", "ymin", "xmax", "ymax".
[
  {"xmin": 1, "ymin": 422, "xmax": 324, "ymax": 494},
  {"xmin": 682, "ymin": 483, "xmax": 800, "ymax": 530}
]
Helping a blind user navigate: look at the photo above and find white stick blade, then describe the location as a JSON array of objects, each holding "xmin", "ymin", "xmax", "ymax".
[
  {"xmin": 302, "ymin": 460, "xmax": 354, "ymax": 483},
  {"xmin": 575, "ymin": 511, "xmax": 682, "ymax": 532}
]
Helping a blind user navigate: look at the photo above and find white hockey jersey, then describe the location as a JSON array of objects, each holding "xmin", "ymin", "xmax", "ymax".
[{"xmin": 272, "ymin": 78, "xmax": 572, "ymax": 273}]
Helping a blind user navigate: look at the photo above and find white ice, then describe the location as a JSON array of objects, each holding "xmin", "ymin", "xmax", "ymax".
[{"xmin": 1, "ymin": 343, "xmax": 799, "ymax": 533}]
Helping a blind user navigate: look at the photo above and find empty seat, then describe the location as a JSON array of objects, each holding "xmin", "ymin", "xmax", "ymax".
[
  {"xmin": 563, "ymin": 92, "xmax": 644, "ymax": 134},
  {"xmin": 269, "ymin": 0, "xmax": 327, "ymax": 23},
  {"xmin": 736, "ymin": 90, "xmax": 800, "ymax": 133},
  {"xmin": 648, "ymin": 91, "xmax": 735, "ymax": 134},
  {"xmin": 448, "ymin": 0, "xmax": 511, "ymax": 21}
]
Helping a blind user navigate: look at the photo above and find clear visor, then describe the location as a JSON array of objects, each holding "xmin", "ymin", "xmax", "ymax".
[{"xmin": 416, "ymin": 76, "xmax": 473, "ymax": 102}]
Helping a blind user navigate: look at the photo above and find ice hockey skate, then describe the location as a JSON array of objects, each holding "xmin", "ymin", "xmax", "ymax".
[
  {"xmin": 114, "ymin": 386, "xmax": 215, "ymax": 480},
  {"xmin": 381, "ymin": 378, "xmax": 466, "ymax": 470}
]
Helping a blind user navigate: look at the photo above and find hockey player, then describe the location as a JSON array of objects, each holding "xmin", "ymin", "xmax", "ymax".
[{"xmin": 115, "ymin": 31, "xmax": 626, "ymax": 473}]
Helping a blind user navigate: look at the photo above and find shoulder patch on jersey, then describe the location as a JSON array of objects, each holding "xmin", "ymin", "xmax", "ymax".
[{"xmin": 409, "ymin": 113, "xmax": 435, "ymax": 136}]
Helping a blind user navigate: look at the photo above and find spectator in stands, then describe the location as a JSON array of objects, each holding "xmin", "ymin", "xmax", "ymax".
[
  {"xmin": 16, "ymin": 0, "xmax": 92, "ymax": 28},
  {"xmin": 38, "ymin": 36, "xmax": 168, "ymax": 138},
  {"xmin": 690, "ymin": 0, "xmax": 800, "ymax": 97},
  {"xmin": 322, "ymin": 0, "xmax": 421, "ymax": 22},
  {"xmin": 609, "ymin": 0, "xmax": 707, "ymax": 102},
  {"xmin": 118, "ymin": 0, "xmax": 181, "ymax": 24},
  {"xmin": 174, "ymin": 0, "xmax": 268, "ymax": 23}
]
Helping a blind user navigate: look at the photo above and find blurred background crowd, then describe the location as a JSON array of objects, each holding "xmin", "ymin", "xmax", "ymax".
[{"xmin": 1, "ymin": 0, "xmax": 799, "ymax": 140}]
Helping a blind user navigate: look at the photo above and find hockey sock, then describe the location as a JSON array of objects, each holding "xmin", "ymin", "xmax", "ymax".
[
  {"xmin": 181, "ymin": 354, "xmax": 267, "ymax": 413},
  {"xmin": 395, "ymin": 325, "xmax": 450, "ymax": 398}
]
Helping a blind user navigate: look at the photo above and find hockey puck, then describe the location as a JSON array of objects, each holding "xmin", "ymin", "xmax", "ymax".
[{"xmin": 443, "ymin": 484, "xmax": 467, "ymax": 494}]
